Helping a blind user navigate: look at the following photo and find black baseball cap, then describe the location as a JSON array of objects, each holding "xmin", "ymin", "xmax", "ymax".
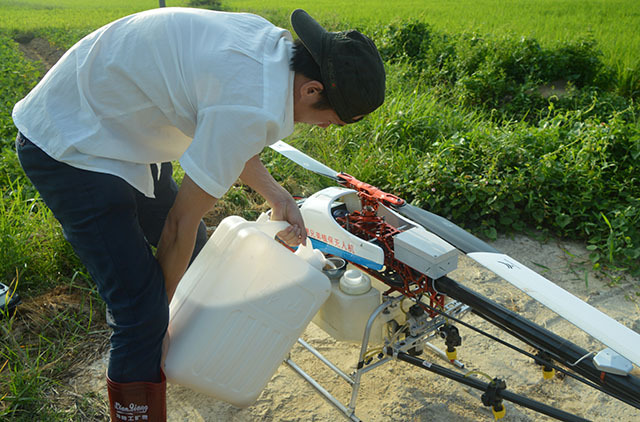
[{"xmin": 290, "ymin": 9, "xmax": 386, "ymax": 123}]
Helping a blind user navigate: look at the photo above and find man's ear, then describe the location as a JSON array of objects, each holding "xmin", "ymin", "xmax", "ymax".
[{"xmin": 300, "ymin": 80, "xmax": 325, "ymax": 100}]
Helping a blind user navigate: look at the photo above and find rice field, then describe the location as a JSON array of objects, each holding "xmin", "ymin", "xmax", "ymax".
[{"xmin": 224, "ymin": 0, "xmax": 640, "ymax": 72}]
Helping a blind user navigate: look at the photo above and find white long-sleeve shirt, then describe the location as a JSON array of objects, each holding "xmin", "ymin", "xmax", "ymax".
[{"xmin": 13, "ymin": 7, "xmax": 295, "ymax": 198}]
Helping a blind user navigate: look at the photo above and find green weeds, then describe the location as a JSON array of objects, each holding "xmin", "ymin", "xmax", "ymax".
[
  {"xmin": 0, "ymin": 35, "xmax": 41, "ymax": 143},
  {"xmin": 187, "ymin": 0, "xmax": 224, "ymax": 10},
  {"xmin": 0, "ymin": 157, "xmax": 105, "ymax": 419},
  {"xmin": 0, "ymin": 154, "xmax": 82, "ymax": 297},
  {"xmin": 0, "ymin": 278, "xmax": 109, "ymax": 420},
  {"xmin": 377, "ymin": 20, "xmax": 632, "ymax": 121}
]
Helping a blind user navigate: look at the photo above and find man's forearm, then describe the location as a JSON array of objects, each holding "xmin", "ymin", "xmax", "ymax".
[
  {"xmin": 156, "ymin": 174, "xmax": 218, "ymax": 303},
  {"xmin": 239, "ymin": 154, "xmax": 291, "ymax": 206},
  {"xmin": 240, "ymin": 154, "xmax": 307, "ymax": 246},
  {"xmin": 156, "ymin": 214, "xmax": 199, "ymax": 303}
]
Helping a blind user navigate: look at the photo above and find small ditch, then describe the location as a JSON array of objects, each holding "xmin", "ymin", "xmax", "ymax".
[{"xmin": 16, "ymin": 35, "xmax": 66, "ymax": 73}]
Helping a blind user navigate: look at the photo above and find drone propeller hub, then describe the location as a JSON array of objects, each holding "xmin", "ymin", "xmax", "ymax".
[{"xmin": 593, "ymin": 348, "xmax": 633, "ymax": 376}]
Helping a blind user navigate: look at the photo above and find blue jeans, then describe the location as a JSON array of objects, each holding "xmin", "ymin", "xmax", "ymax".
[{"xmin": 16, "ymin": 132, "xmax": 207, "ymax": 383}]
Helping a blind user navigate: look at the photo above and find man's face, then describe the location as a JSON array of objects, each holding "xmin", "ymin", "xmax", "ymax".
[
  {"xmin": 299, "ymin": 106, "xmax": 346, "ymax": 128},
  {"xmin": 295, "ymin": 99, "xmax": 364, "ymax": 128}
]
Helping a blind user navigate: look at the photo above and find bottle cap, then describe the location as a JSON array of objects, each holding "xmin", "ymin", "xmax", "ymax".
[{"xmin": 339, "ymin": 269, "xmax": 371, "ymax": 295}]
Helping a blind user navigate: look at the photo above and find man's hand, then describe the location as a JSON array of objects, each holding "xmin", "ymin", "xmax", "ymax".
[
  {"xmin": 239, "ymin": 154, "xmax": 307, "ymax": 247},
  {"xmin": 270, "ymin": 195, "xmax": 307, "ymax": 247}
]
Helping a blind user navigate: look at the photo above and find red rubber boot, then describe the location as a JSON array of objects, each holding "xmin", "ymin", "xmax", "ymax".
[{"xmin": 106, "ymin": 370, "xmax": 166, "ymax": 421}]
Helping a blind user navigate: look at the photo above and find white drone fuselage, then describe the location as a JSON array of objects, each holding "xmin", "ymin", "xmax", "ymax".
[{"xmin": 299, "ymin": 187, "xmax": 458, "ymax": 280}]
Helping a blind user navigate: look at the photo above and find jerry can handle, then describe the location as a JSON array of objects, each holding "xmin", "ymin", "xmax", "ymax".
[
  {"xmin": 255, "ymin": 213, "xmax": 292, "ymax": 239},
  {"xmin": 255, "ymin": 213, "xmax": 325, "ymax": 269}
]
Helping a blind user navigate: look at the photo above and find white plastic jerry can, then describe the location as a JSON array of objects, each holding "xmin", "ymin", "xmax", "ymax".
[{"xmin": 163, "ymin": 215, "xmax": 331, "ymax": 407}]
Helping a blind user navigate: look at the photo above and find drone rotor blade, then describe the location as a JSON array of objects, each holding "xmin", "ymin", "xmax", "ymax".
[
  {"xmin": 395, "ymin": 203, "xmax": 498, "ymax": 254},
  {"xmin": 269, "ymin": 141, "xmax": 340, "ymax": 181},
  {"xmin": 468, "ymin": 251, "xmax": 640, "ymax": 367}
]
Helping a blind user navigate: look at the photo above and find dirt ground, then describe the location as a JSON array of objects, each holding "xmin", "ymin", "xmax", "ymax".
[{"xmin": 70, "ymin": 234, "xmax": 640, "ymax": 422}]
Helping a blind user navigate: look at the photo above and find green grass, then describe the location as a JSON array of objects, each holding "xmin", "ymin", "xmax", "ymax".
[{"xmin": 0, "ymin": 0, "xmax": 638, "ymax": 418}]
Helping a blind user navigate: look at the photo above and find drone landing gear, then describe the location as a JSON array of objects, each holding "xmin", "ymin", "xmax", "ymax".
[
  {"xmin": 285, "ymin": 288, "xmax": 594, "ymax": 422},
  {"xmin": 285, "ymin": 295, "xmax": 471, "ymax": 421}
]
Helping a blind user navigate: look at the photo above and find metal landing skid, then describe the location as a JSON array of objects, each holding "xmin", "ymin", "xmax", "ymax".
[{"xmin": 285, "ymin": 296, "xmax": 470, "ymax": 421}]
